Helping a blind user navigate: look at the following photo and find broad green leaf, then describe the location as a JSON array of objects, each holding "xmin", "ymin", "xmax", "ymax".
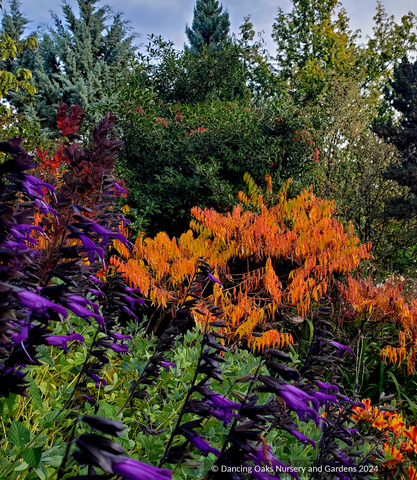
[
  {"xmin": 22, "ymin": 447, "xmax": 42, "ymax": 468},
  {"xmin": 5, "ymin": 393, "xmax": 16, "ymax": 414},
  {"xmin": 9, "ymin": 421, "xmax": 30, "ymax": 447}
]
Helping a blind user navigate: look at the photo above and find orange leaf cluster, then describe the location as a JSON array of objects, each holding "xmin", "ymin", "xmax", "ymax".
[
  {"xmin": 110, "ymin": 175, "xmax": 370, "ymax": 349},
  {"xmin": 340, "ymin": 276, "xmax": 417, "ymax": 373}
]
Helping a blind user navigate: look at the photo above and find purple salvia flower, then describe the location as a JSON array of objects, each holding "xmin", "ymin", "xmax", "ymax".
[
  {"xmin": 45, "ymin": 333, "xmax": 85, "ymax": 353},
  {"xmin": 207, "ymin": 272, "xmax": 223, "ymax": 287},
  {"xmin": 67, "ymin": 303, "xmax": 105, "ymax": 329},
  {"xmin": 89, "ymin": 275, "xmax": 105, "ymax": 287},
  {"xmin": 79, "ymin": 234, "xmax": 105, "ymax": 263},
  {"xmin": 90, "ymin": 373, "xmax": 107, "ymax": 388},
  {"xmin": 289, "ymin": 429, "xmax": 316, "ymax": 449},
  {"xmin": 17, "ymin": 290, "xmax": 68, "ymax": 317},
  {"xmin": 112, "ymin": 182, "xmax": 127, "ymax": 196},
  {"xmin": 35, "ymin": 199, "xmax": 58, "ymax": 217},
  {"xmin": 122, "ymin": 306, "xmax": 138, "ymax": 321},
  {"xmin": 316, "ymin": 381, "xmax": 339, "ymax": 392},
  {"xmin": 112, "ymin": 333, "xmax": 133, "ymax": 341},
  {"xmin": 11, "ymin": 325, "xmax": 30, "ymax": 344},
  {"xmin": 160, "ymin": 361, "xmax": 175, "ymax": 372},
  {"xmin": 89, "ymin": 223, "xmax": 127, "ymax": 246},
  {"xmin": 67, "ymin": 295, "xmax": 100, "ymax": 314},
  {"xmin": 327, "ymin": 340, "xmax": 354, "ymax": 356},
  {"xmin": 109, "ymin": 456, "xmax": 172, "ymax": 480},
  {"xmin": 88, "ymin": 289, "xmax": 105, "ymax": 297},
  {"xmin": 123, "ymin": 295, "xmax": 145, "ymax": 309},
  {"xmin": 189, "ymin": 437, "xmax": 220, "ymax": 457},
  {"xmin": 109, "ymin": 343, "xmax": 129, "ymax": 353},
  {"xmin": 124, "ymin": 286, "xmax": 142, "ymax": 294},
  {"xmin": 22, "ymin": 174, "xmax": 55, "ymax": 198}
]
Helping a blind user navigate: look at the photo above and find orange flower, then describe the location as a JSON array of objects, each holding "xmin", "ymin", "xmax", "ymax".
[
  {"xmin": 399, "ymin": 440, "xmax": 414, "ymax": 454},
  {"xmin": 372, "ymin": 415, "xmax": 388, "ymax": 430},
  {"xmin": 387, "ymin": 415, "xmax": 405, "ymax": 440},
  {"xmin": 408, "ymin": 466, "xmax": 417, "ymax": 480},
  {"xmin": 403, "ymin": 426, "xmax": 417, "ymax": 453},
  {"xmin": 382, "ymin": 444, "xmax": 404, "ymax": 469}
]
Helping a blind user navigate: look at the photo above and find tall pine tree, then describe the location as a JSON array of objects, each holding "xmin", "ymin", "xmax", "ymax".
[
  {"xmin": 185, "ymin": 0, "xmax": 230, "ymax": 54},
  {"xmin": 3, "ymin": 0, "xmax": 136, "ymax": 135},
  {"xmin": 376, "ymin": 57, "xmax": 417, "ymax": 219}
]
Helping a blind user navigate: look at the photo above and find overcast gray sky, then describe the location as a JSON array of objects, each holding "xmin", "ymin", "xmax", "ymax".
[{"xmin": 14, "ymin": 0, "xmax": 417, "ymax": 53}]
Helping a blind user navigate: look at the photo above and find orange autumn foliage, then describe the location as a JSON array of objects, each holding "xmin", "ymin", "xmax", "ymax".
[
  {"xmin": 340, "ymin": 275, "xmax": 417, "ymax": 374},
  {"xmin": 110, "ymin": 175, "xmax": 371, "ymax": 350}
]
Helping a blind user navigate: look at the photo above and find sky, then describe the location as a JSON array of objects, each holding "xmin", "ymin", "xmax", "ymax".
[{"xmin": 14, "ymin": 0, "xmax": 417, "ymax": 54}]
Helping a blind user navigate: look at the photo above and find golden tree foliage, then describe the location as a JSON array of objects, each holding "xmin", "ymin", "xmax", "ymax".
[{"xmin": 110, "ymin": 176, "xmax": 371, "ymax": 350}]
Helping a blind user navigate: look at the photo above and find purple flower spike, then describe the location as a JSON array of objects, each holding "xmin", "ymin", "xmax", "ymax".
[
  {"xmin": 109, "ymin": 343, "xmax": 129, "ymax": 353},
  {"xmin": 79, "ymin": 234, "xmax": 104, "ymax": 263},
  {"xmin": 90, "ymin": 373, "xmax": 107, "ymax": 388},
  {"xmin": 316, "ymin": 381, "xmax": 339, "ymax": 393},
  {"xmin": 112, "ymin": 182, "xmax": 127, "ymax": 196},
  {"xmin": 67, "ymin": 302, "xmax": 105, "ymax": 328},
  {"xmin": 109, "ymin": 456, "xmax": 172, "ymax": 480},
  {"xmin": 124, "ymin": 295, "xmax": 145, "ymax": 309},
  {"xmin": 89, "ymin": 275, "xmax": 105, "ymax": 287},
  {"xmin": 22, "ymin": 174, "xmax": 55, "ymax": 198},
  {"xmin": 45, "ymin": 333, "xmax": 85, "ymax": 353},
  {"xmin": 160, "ymin": 361, "xmax": 175, "ymax": 372},
  {"xmin": 328, "ymin": 340, "xmax": 354, "ymax": 357},
  {"xmin": 189, "ymin": 437, "xmax": 220, "ymax": 457},
  {"xmin": 122, "ymin": 306, "xmax": 138, "ymax": 321},
  {"xmin": 207, "ymin": 272, "xmax": 223, "ymax": 287},
  {"xmin": 89, "ymin": 222, "xmax": 127, "ymax": 246},
  {"xmin": 113, "ymin": 333, "xmax": 133, "ymax": 341},
  {"xmin": 289, "ymin": 429, "xmax": 316, "ymax": 449},
  {"xmin": 17, "ymin": 290, "xmax": 68, "ymax": 318}
]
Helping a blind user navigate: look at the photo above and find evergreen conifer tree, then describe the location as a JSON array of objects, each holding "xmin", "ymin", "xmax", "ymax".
[
  {"xmin": 2, "ymin": 0, "xmax": 136, "ymax": 135},
  {"xmin": 185, "ymin": 0, "xmax": 230, "ymax": 53},
  {"xmin": 376, "ymin": 57, "xmax": 417, "ymax": 219}
]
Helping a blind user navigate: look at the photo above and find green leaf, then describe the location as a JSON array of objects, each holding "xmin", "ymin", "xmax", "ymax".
[
  {"xmin": 27, "ymin": 378, "xmax": 43, "ymax": 409},
  {"xmin": 22, "ymin": 447, "xmax": 42, "ymax": 468},
  {"xmin": 5, "ymin": 393, "xmax": 16, "ymax": 414},
  {"xmin": 9, "ymin": 421, "xmax": 30, "ymax": 447}
]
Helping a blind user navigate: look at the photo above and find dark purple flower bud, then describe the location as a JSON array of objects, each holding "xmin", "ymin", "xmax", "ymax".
[
  {"xmin": 89, "ymin": 223, "xmax": 127, "ymax": 246},
  {"xmin": 90, "ymin": 374, "xmax": 107, "ymax": 388},
  {"xmin": 113, "ymin": 333, "xmax": 133, "ymax": 341},
  {"xmin": 328, "ymin": 340, "xmax": 354, "ymax": 356},
  {"xmin": 125, "ymin": 286, "xmax": 142, "ymax": 294},
  {"xmin": 67, "ymin": 303, "xmax": 105, "ymax": 328},
  {"xmin": 160, "ymin": 361, "xmax": 175, "ymax": 372},
  {"xmin": 109, "ymin": 343, "xmax": 129, "ymax": 353},
  {"xmin": 22, "ymin": 174, "xmax": 55, "ymax": 198},
  {"xmin": 11, "ymin": 325, "xmax": 30, "ymax": 344},
  {"xmin": 67, "ymin": 295, "xmax": 100, "ymax": 314},
  {"xmin": 81, "ymin": 416, "xmax": 126, "ymax": 437},
  {"xmin": 79, "ymin": 234, "xmax": 105, "ymax": 263},
  {"xmin": 45, "ymin": 333, "xmax": 85, "ymax": 353},
  {"xmin": 289, "ymin": 429, "xmax": 316, "ymax": 449},
  {"xmin": 207, "ymin": 272, "xmax": 223, "ymax": 287},
  {"xmin": 89, "ymin": 276, "xmax": 105, "ymax": 287},
  {"xmin": 122, "ymin": 306, "xmax": 138, "ymax": 321},
  {"xmin": 123, "ymin": 295, "xmax": 145, "ymax": 309},
  {"xmin": 311, "ymin": 391, "xmax": 337, "ymax": 405},
  {"xmin": 84, "ymin": 395, "xmax": 96, "ymax": 405},
  {"xmin": 110, "ymin": 456, "xmax": 172, "ymax": 480},
  {"xmin": 88, "ymin": 289, "xmax": 105, "ymax": 297},
  {"xmin": 17, "ymin": 290, "xmax": 68, "ymax": 318},
  {"xmin": 189, "ymin": 437, "xmax": 220, "ymax": 457},
  {"xmin": 112, "ymin": 182, "xmax": 127, "ymax": 196},
  {"xmin": 316, "ymin": 381, "xmax": 339, "ymax": 392},
  {"xmin": 35, "ymin": 199, "xmax": 58, "ymax": 217}
]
